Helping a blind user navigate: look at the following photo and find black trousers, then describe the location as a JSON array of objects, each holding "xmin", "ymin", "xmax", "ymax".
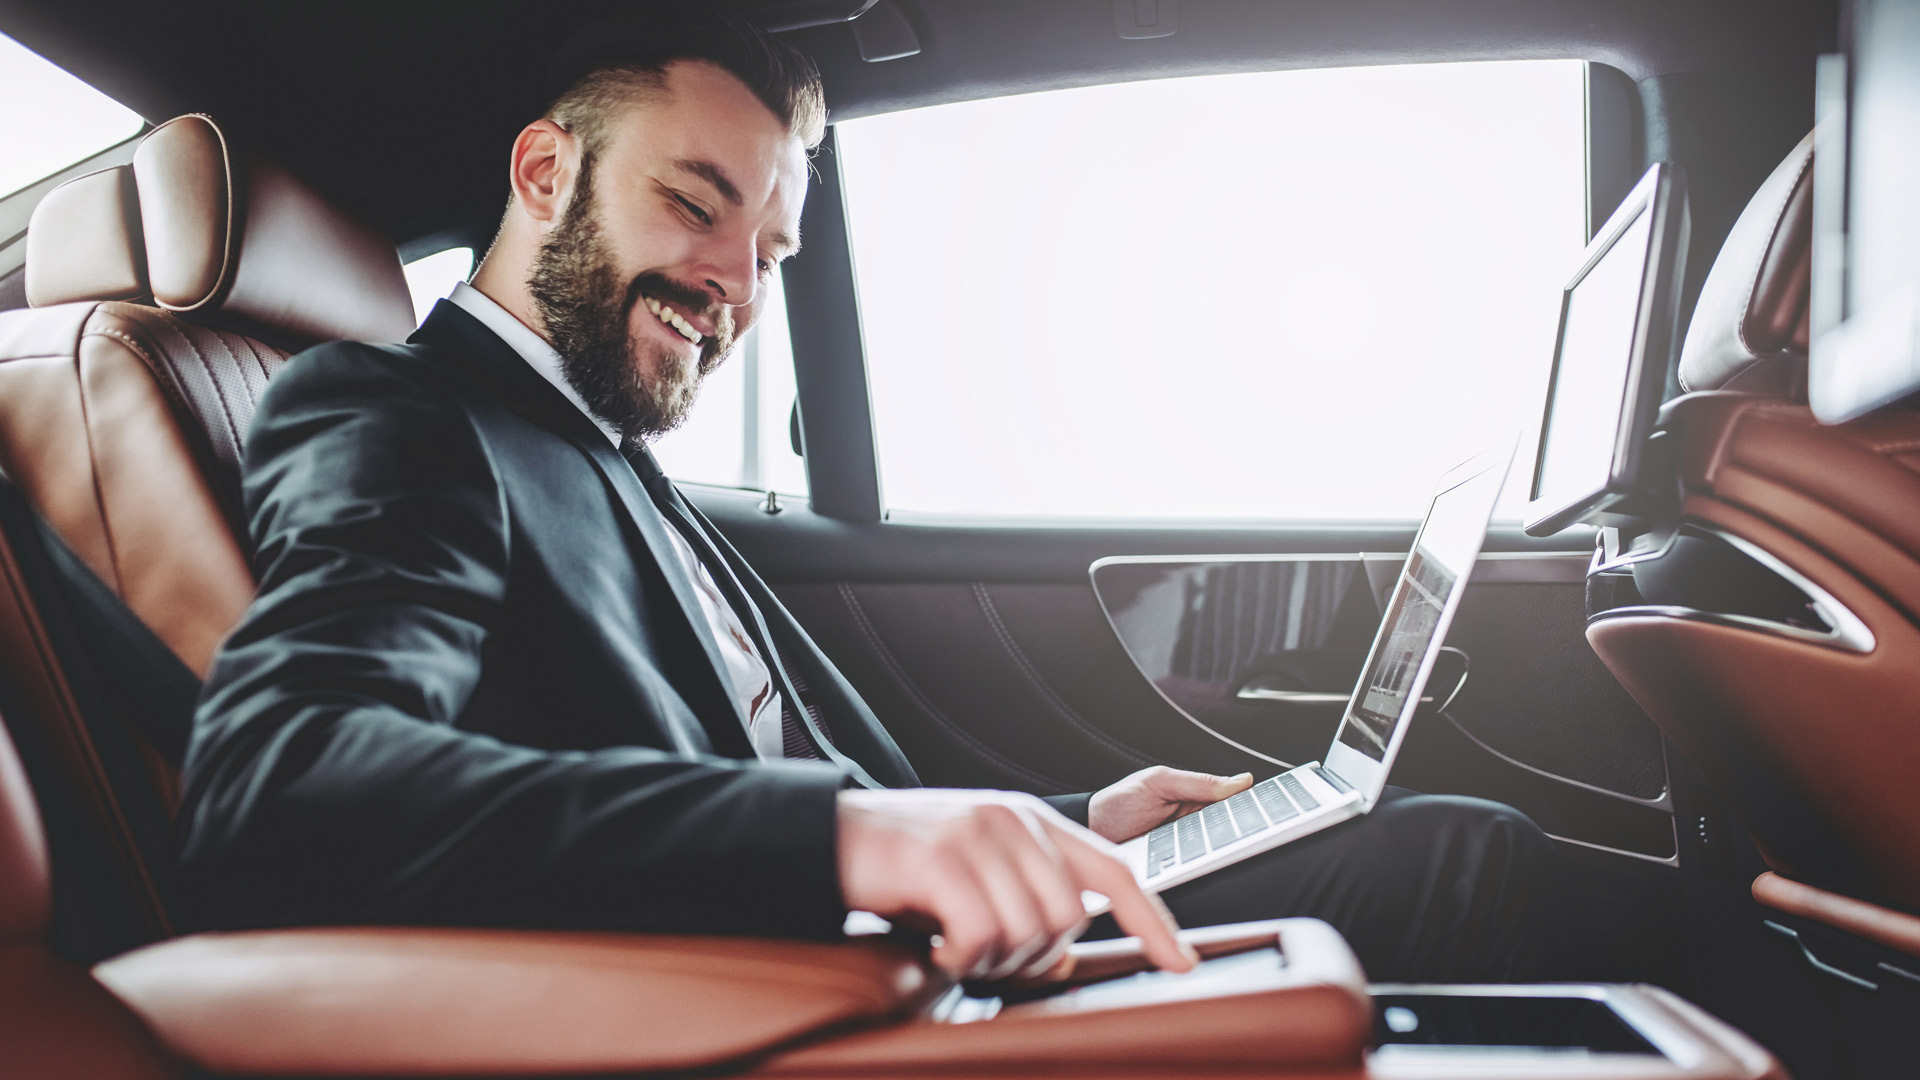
[{"xmin": 1099, "ymin": 787, "xmax": 1571, "ymax": 984}]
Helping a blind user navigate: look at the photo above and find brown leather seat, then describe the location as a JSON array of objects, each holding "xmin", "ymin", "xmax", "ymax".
[
  {"xmin": 0, "ymin": 113, "xmax": 414, "ymax": 956},
  {"xmin": 1586, "ymin": 130, "xmax": 1920, "ymax": 911}
]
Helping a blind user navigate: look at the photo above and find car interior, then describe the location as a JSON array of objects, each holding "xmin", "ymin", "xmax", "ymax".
[{"xmin": 0, "ymin": 0, "xmax": 1914, "ymax": 1077}]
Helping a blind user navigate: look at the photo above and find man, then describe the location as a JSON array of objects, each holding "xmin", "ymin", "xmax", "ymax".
[{"xmin": 180, "ymin": 13, "xmax": 1564, "ymax": 984}]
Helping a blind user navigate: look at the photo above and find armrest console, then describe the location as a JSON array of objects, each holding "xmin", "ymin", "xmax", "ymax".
[
  {"xmin": 93, "ymin": 927, "xmax": 946, "ymax": 1076},
  {"xmin": 757, "ymin": 918, "xmax": 1371, "ymax": 1075},
  {"xmin": 92, "ymin": 919, "xmax": 1369, "ymax": 1077}
]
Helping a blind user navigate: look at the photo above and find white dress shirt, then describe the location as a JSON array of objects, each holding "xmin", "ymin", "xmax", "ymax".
[{"xmin": 446, "ymin": 282, "xmax": 790, "ymax": 760}]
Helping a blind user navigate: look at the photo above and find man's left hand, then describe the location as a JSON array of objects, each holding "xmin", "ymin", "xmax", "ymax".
[{"xmin": 1087, "ymin": 767, "xmax": 1256, "ymax": 842}]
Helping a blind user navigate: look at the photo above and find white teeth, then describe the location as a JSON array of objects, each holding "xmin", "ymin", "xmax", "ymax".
[{"xmin": 642, "ymin": 295, "xmax": 702, "ymax": 344}]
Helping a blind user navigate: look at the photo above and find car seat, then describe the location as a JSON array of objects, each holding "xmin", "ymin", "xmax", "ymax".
[
  {"xmin": 0, "ymin": 113, "xmax": 415, "ymax": 956},
  {"xmin": 1586, "ymin": 130, "xmax": 1920, "ymax": 917}
]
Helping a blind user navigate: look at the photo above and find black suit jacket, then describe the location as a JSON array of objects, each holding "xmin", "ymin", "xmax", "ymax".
[{"xmin": 179, "ymin": 301, "xmax": 952, "ymax": 938}]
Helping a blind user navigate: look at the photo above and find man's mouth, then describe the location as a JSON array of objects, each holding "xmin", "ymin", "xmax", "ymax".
[{"xmin": 640, "ymin": 294, "xmax": 706, "ymax": 347}]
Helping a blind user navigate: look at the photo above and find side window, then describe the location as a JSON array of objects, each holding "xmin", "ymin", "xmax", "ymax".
[
  {"xmin": 403, "ymin": 246, "xmax": 474, "ymax": 324},
  {"xmin": 0, "ymin": 33, "xmax": 142, "ymax": 198},
  {"xmin": 651, "ymin": 267, "xmax": 808, "ymax": 497},
  {"xmin": 836, "ymin": 60, "xmax": 1589, "ymax": 521}
]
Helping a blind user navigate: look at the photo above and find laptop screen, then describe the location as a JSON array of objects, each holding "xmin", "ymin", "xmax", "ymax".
[{"xmin": 1334, "ymin": 455, "xmax": 1507, "ymax": 761}]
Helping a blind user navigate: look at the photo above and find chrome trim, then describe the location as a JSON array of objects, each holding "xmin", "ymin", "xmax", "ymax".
[
  {"xmin": 1588, "ymin": 524, "xmax": 1877, "ymax": 654},
  {"xmin": 1445, "ymin": 714, "xmax": 1673, "ymax": 810},
  {"xmin": 1589, "ymin": 604, "xmax": 1872, "ymax": 653},
  {"xmin": 1234, "ymin": 689, "xmax": 1349, "ymax": 705},
  {"xmin": 1765, "ymin": 920, "xmax": 1880, "ymax": 990},
  {"xmin": 1546, "ymin": 825, "xmax": 1680, "ymax": 867},
  {"xmin": 1708, "ymin": 527, "xmax": 1877, "ymax": 652}
]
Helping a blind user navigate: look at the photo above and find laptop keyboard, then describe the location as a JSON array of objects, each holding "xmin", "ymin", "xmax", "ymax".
[{"xmin": 1143, "ymin": 772, "xmax": 1322, "ymax": 879}]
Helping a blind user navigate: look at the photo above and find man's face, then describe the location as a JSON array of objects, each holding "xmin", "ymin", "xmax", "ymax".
[{"xmin": 528, "ymin": 60, "xmax": 808, "ymax": 441}]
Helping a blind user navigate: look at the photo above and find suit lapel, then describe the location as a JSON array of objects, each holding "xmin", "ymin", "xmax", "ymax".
[{"xmin": 411, "ymin": 303, "xmax": 752, "ymax": 749}]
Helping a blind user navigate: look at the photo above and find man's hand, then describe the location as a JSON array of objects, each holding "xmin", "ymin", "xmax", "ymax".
[
  {"xmin": 1087, "ymin": 767, "xmax": 1255, "ymax": 843},
  {"xmin": 837, "ymin": 788, "xmax": 1198, "ymax": 981}
]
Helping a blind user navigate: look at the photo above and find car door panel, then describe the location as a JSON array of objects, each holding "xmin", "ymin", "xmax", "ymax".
[{"xmin": 700, "ymin": 489, "xmax": 1673, "ymax": 862}]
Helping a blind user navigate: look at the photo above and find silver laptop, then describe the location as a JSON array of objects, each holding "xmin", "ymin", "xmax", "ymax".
[{"xmin": 1115, "ymin": 442, "xmax": 1515, "ymax": 895}]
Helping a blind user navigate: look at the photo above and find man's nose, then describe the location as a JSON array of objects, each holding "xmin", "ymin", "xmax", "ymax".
[{"xmin": 696, "ymin": 240, "xmax": 760, "ymax": 310}]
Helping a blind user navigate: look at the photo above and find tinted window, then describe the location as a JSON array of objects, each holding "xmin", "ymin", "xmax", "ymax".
[
  {"xmin": 0, "ymin": 33, "xmax": 142, "ymax": 197},
  {"xmin": 837, "ymin": 60, "xmax": 1587, "ymax": 520}
]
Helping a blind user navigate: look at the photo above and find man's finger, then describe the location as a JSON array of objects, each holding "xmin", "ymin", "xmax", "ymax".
[
  {"xmin": 924, "ymin": 852, "xmax": 1006, "ymax": 978},
  {"xmin": 1050, "ymin": 826, "xmax": 1197, "ymax": 973},
  {"xmin": 1155, "ymin": 769, "xmax": 1254, "ymax": 803},
  {"xmin": 967, "ymin": 816, "xmax": 1056, "ymax": 979}
]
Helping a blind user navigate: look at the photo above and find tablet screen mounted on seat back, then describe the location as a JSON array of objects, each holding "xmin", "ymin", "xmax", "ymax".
[
  {"xmin": 1524, "ymin": 162, "xmax": 1689, "ymax": 537},
  {"xmin": 1325, "ymin": 443, "xmax": 1514, "ymax": 803}
]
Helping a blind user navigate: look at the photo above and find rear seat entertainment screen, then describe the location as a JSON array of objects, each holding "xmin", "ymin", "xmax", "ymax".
[{"xmin": 1531, "ymin": 207, "xmax": 1654, "ymax": 518}]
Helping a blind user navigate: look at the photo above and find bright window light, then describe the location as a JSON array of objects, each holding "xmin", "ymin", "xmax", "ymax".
[
  {"xmin": 837, "ymin": 60, "xmax": 1589, "ymax": 521},
  {"xmin": 402, "ymin": 246, "xmax": 474, "ymax": 325},
  {"xmin": 0, "ymin": 33, "xmax": 143, "ymax": 198}
]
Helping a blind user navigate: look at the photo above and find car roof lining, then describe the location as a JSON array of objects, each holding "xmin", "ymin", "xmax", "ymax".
[{"xmin": 0, "ymin": 0, "xmax": 1833, "ymax": 246}]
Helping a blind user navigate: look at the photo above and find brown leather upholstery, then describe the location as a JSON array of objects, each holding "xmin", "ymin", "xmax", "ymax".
[
  {"xmin": 760, "ymin": 919, "xmax": 1369, "ymax": 1076},
  {"xmin": 0, "ymin": 304, "xmax": 264, "ymax": 677},
  {"xmin": 1677, "ymin": 131, "xmax": 1814, "ymax": 395},
  {"xmin": 0, "ymin": 710, "xmax": 178, "ymax": 1080},
  {"xmin": 132, "ymin": 115, "xmax": 415, "ymax": 346},
  {"xmin": 0, "ymin": 114, "xmax": 414, "ymax": 957},
  {"xmin": 1753, "ymin": 870, "xmax": 1920, "ymax": 960},
  {"xmin": 90, "ymin": 919, "xmax": 1378, "ymax": 1079},
  {"xmin": 24, "ymin": 166, "xmax": 148, "ymax": 309},
  {"xmin": 95, "ymin": 928, "xmax": 945, "ymax": 1077},
  {"xmin": 1589, "ymin": 392, "xmax": 1920, "ymax": 906}
]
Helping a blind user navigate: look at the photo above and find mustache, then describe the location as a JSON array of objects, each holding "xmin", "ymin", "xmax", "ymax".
[{"xmin": 624, "ymin": 271, "xmax": 719, "ymax": 325}]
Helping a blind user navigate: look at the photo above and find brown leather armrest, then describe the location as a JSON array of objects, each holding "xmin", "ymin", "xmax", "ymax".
[
  {"xmin": 92, "ymin": 927, "xmax": 946, "ymax": 1076},
  {"xmin": 1753, "ymin": 870, "xmax": 1920, "ymax": 958},
  {"xmin": 760, "ymin": 919, "xmax": 1371, "ymax": 1075}
]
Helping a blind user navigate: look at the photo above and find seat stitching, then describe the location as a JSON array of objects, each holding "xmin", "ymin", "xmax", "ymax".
[
  {"xmin": 189, "ymin": 327, "xmax": 248, "ymax": 465},
  {"xmin": 970, "ymin": 582, "xmax": 1157, "ymax": 767},
  {"xmin": 836, "ymin": 582, "xmax": 1069, "ymax": 792}
]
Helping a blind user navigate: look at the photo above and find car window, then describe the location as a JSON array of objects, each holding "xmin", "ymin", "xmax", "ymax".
[
  {"xmin": 650, "ymin": 267, "xmax": 808, "ymax": 497},
  {"xmin": 837, "ymin": 60, "xmax": 1589, "ymax": 521},
  {"xmin": 0, "ymin": 33, "xmax": 142, "ymax": 198},
  {"xmin": 402, "ymin": 246, "xmax": 474, "ymax": 324}
]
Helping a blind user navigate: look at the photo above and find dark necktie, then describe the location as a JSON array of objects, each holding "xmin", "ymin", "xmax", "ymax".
[{"xmin": 621, "ymin": 444, "xmax": 881, "ymax": 786}]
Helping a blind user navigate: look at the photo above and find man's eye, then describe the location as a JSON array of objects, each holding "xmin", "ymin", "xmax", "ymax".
[
  {"xmin": 756, "ymin": 257, "xmax": 773, "ymax": 276},
  {"xmin": 675, "ymin": 196, "xmax": 712, "ymax": 225}
]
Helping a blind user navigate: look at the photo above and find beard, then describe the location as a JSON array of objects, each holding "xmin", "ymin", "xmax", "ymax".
[{"xmin": 526, "ymin": 158, "xmax": 735, "ymax": 443}]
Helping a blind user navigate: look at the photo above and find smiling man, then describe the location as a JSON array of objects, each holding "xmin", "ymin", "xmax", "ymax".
[{"xmin": 180, "ymin": 12, "xmax": 1567, "ymax": 984}]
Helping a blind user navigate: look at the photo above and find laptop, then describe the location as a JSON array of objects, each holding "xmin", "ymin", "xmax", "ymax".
[{"xmin": 1114, "ymin": 441, "xmax": 1515, "ymax": 896}]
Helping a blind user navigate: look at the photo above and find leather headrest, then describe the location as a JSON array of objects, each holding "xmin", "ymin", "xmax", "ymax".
[
  {"xmin": 131, "ymin": 114, "xmax": 415, "ymax": 345},
  {"xmin": 1678, "ymin": 131, "xmax": 1815, "ymax": 392},
  {"xmin": 24, "ymin": 166, "xmax": 149, "ymax": 308}
]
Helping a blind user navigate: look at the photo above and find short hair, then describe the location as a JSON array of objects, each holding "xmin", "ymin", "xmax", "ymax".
[{"xmin": 544, "ymin": 11, "xmax": 826, "ymax": 160}]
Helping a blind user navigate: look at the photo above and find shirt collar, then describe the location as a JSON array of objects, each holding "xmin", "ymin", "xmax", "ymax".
[{"xmin": 448, "ymin": 281, "xmax": 623, "ymax": 447}]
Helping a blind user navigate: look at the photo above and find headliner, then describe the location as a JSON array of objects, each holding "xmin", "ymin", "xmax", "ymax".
[{"xmin": 0, "ymin": 0, "xmax": 1831, "ymax": 245}]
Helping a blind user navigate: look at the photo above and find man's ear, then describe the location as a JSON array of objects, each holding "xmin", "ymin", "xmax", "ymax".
[{"xmin": 509, "ymin": 119, "xmax": 578, "ymax": 227}]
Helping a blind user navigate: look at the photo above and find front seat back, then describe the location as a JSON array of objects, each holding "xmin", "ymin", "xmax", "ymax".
[
  {"xmin": 0, "ymin": 114, "xmax": 414, "ymax": 956},
  {"xmin": 1586, "ymin": 131, "xmax": 1920, "ymax": 908}
]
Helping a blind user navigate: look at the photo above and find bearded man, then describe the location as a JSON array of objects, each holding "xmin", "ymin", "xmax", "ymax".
[{"xmin": 180, "ymin": 12, "xmax": 1568, "ymax": 984}]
